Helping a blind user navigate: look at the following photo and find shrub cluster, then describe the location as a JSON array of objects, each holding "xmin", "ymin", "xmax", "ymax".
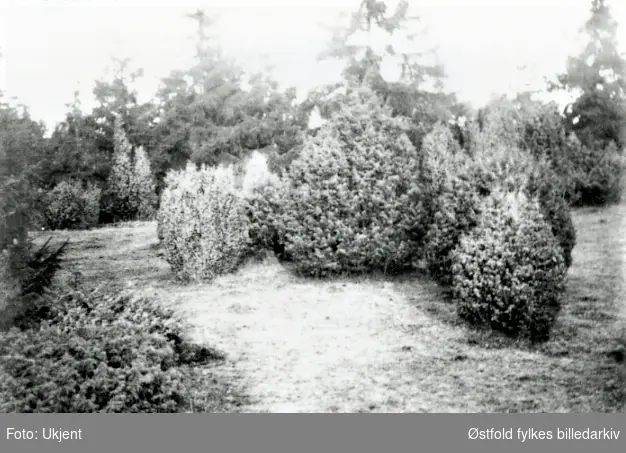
[
  {"xmin": 474, "ymin": 97, "xmax": 526, "ymax": 152},
  {"xmin": 41, "ymin": 180, "xmax": 100, "ymax": 230},
  {"xmin": 157, "ymin": 163, "xmax": 249, "ymax": 282},
  {"xmin": 451, "ymin": 189, "xmax": 567, "ymax": 341},
  {"xmin": 275, "ymin": 89, "xmax": 425, "ymax": 277},
  {"xmin": 423, "ymin": 144, "xmax": 575, "ymax": 286},
  {"xmin": 520, "ymin": 101, "xmax": 567, "ymax": 160},
  {"xmin": 474, "ymin": 97, "xmax": 623, "ymax": 207},
  {"xmin": 102, "ymin": 117, "xmax": 156, "ymax": 223},
  {"xmin": 470, "ymin": 146, "xmax": 576, "ymax": 268},
  {"xmin": 0, "ymin": 288, "xmax": 220, "ymax": 413},
  {"xmin": 554, "ymin": 134, "xmax": 624, "ymax": 206}
]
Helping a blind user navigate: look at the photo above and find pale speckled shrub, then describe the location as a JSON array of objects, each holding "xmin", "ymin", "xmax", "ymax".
[
  {"xmin": 450, "ymin": 189, "xmax": 567, "ymax": 341},
  {"xmin": 157, "ymin": 163, "xmax": 249, "ymax": 282}
]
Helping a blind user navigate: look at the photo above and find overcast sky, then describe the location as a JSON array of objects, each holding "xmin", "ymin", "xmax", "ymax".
[{"xmin": 1, "ymin": 0, "xmax": 625, "ymax": 132}]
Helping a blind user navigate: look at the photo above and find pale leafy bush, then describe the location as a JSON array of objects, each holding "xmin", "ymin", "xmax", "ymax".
[
  {"xmin": 451, "ymin": 189, "xmax": 567, "ymax": 341},
  {"xmin": 520, "ymin": 101, "xmax": 567, "ymax": 159},
  {"xmin": 474, "ymin": 97, "xmax": 526, "ymax": 153},
  {"xmin": 42, "ymin": 180, "xmax": 101, "ymax": 230},
  {"xmin": 241, "ymin": 151, "xmax": 279, "ymax": 197},
  {"xmin": 157, "ymin": 163, "xmax": 249, "ymax": 282},
  {"xmin": 131, "ymin": 146, "xmax": 157, "ymax": 219},
  {"xmin": 103, "ymin": 117, "xmax": 135, "ymax": 221}
]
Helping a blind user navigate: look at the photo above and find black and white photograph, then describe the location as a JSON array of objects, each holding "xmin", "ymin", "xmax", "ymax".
[{"xmin": 1, "ymin": 0, "xmax": 625, "ymax": 414}]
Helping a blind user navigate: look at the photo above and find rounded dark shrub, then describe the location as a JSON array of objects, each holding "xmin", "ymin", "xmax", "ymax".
[
  {"xmin": 423, "ymin": 173, "xmax": 482, "ymax": 285},
  {"xmin": 520, "ymin": 101, "xmax": 567, "ymax": 160},
  {"xmin": 243, "ymin": 179, "xmax": 290, "ymax": 261},
  {"xmin": 42, "ymin": 180, "xmax": 100, "ymax": 230},
  {"xmin": 555, "ymin": 134, "xmax": 624, "ymax": 206},
  {"xmin": 0, "ymin": 288, "xmax": 221, "ymax": 413},
  {"xmin": 451, "ymin": 189, "xmax": 567, "ymax": 341},
  {"xmin": 276, "ymin": 89, "xmax": 425, "ymax": 277}
]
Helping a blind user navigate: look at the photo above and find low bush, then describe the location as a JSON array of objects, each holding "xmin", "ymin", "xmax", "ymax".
[
  {"xmin": 41, "ymin": 180, "xmax": 100, "ymax": 230},
  {"xmin": 276, "ymin": 89, "xmax": 425, "ymax": 277},
  {"xmin": 157, "ymin": 163, "xmax": 249, "ymax": 282},
  {"xmin": 0, "ymin": 288, "xmax": 222, "ymax": 412},
  {"xmin": 451, "ymin": 189, "xmax": 567, "ymax": 341}
]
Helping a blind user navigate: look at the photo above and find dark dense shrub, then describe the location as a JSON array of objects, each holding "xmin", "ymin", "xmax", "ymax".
[
  {"xmin": 0, "ymin": 288, "xmax": 222, "ymax": 412},
  {"xmin": 243, "ymin": 179, "xmax": 290, "ymax": 261},
  {"xmin": 451, "ymin": 189, "xmax": 567, "ymax": 341},
  {"xmin": 419, "ymin": 123, "xmax": 465, "ymax": 231},
  {"xmin": 555, "ymin": 134, "xmax": 624, "ymax": 206},
  {"xmin": 520, "ymin": 101, "xmax": 567, "ymax": 160},
  {"xmin": 423, "ymin": 144, "xmax": 576, "ymax": 283},
  {"xmin": 423, "ymin": 174, "xmax": 481, "ymax": 285},
  {"xmin": 468, "ymin": 146, "xmax": 576, "ymax": 268},
  {"xmin": 0, "ymin": 238, "xmax": 68, "ymax": 330},
  {"xmin": 276, "ymin": 89, "xmax": 425, "ymax": 277},
  {"xmin": 100, "ymin": 119, "xmax": 156, "ymax": 224},
  {"xmin": 238, "ymin": 151, "xmax": 292, "ymax": 261},
  {"xmin": 41, "ymin": 180, "xmax": 101, "ymax": 230}
]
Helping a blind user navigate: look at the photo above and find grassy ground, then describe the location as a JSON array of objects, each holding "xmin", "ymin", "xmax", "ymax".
[{"xmin": 31, "ymin": 203, "xmax": 626, "ymax": 413}]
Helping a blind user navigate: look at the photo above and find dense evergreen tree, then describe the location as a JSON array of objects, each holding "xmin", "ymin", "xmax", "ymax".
[
  {"xmin": 152, "ymin": 9, "xmax": 304, "ymax": 187},
  {"xmin": 317, "ymin": 0, "xmax": 458, "ymax": 148},
  {"xmin": 550, "ymin": 0, "xmax": 626, "ymax": 148}
]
